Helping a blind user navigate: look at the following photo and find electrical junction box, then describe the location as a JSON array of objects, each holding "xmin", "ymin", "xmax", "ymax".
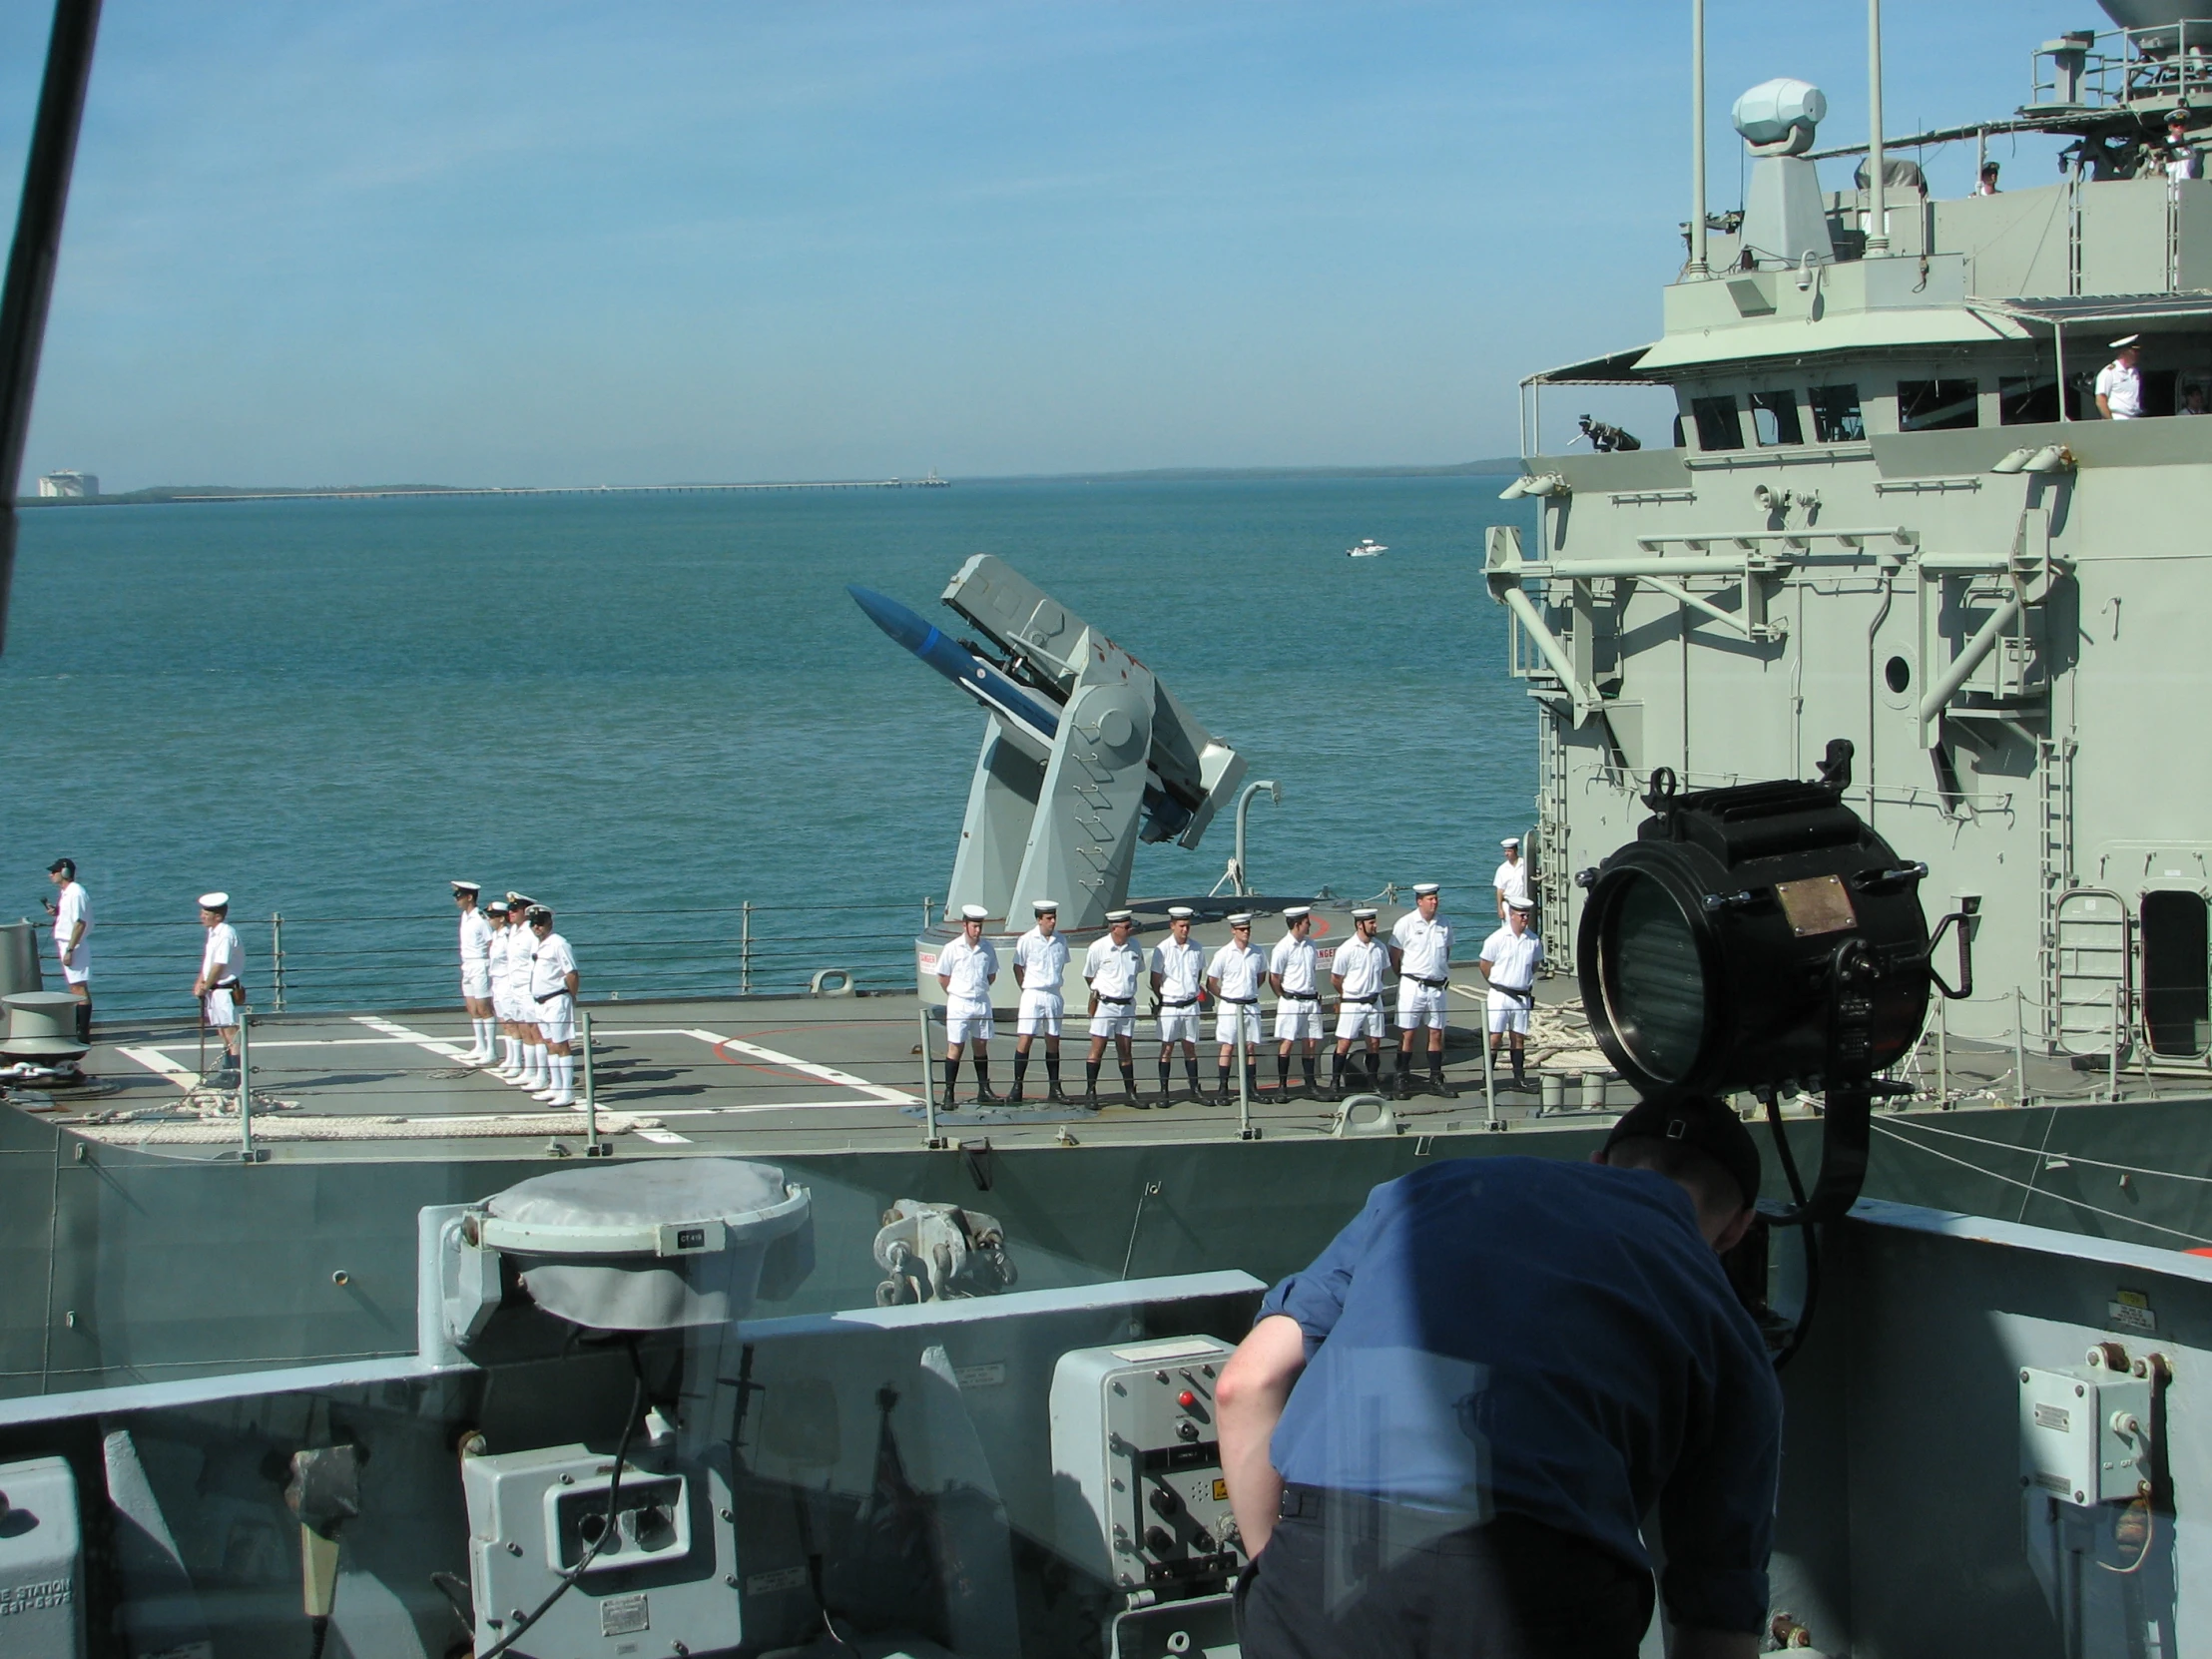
[
  {"xmin": 0, "ymin": 1455, "xmax": 84, "ymax": 1659},
  {"xmin": 463, "ymin": 1441, "xmax": 742, "ymax": 1657},
  {"xmin": 1050, "ymin": 1336, "xmax": 1244, "ymax": 1595},
  {"xmin": 2018, "ymin": 1367, "xmax": 2152, "ymax": 1506}
]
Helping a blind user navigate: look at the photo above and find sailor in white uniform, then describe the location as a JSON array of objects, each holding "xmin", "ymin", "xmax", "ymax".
[
  {"xmin": 453, "ymin": 880, "xmax": 495, "ymax": 1064},
  {"xmin": 504, "ymin": 892, "xmax": 548, "ymax": 1091},
  {"xmin": 1083, "ymin": 909, "xmax": 1146, "ymax": 1106},
  {"xmin": 1390, "ymin": 882, "xmax": 1456, "ymax": 1099},
  {"xmin": 1151, "ymin": 904, "xmax": 1207, "ymax": 1103},
  {"xmin": 935, "ymin": 903, "xmax": 1000, "ymax": 1106},
  {"xmin": 2096, "ymin": 335, "xmax": 2144, "ymax": 419},
  {"xmin": 1329, "ymin": 906, "xmax": 1388, "ymax": 1098},
  {"xmin": 44, "ymin": 857, "xmax": 93, "ymax": 1044},
  {"xmin": 484, "ymin": 899, "xmax": 525, "ymax": 1079},
  {"xmin": 1011, "ymin": 898, "xmax": 1072, "ymax": 1105},
  {"xmin": 1269, "ymin": 906, "xmax": 1324, "ymax": 1098},
  {"xmin": 525, "ymin": 904, "xmax": 580, "ymax": 1108},
  {"xmin": 193, "ymin": 892, "xmax": 246, "ymax": 1087},
  {"xmin": 1478, "ymin": 898, "xmax": 1546, "ymax": 1094},
  {"xmin": 1493, "ymin": 837, "xmax": 1531, "ymax": 920},
  {"xmin": 1206, "ymin": 913, "xmax": 1268, "ymax": 1103}
]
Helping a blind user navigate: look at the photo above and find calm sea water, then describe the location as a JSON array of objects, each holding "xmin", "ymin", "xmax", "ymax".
[{"xmin": 0, "ymin": 477, "xmax": 1537, "ymax": 1015}]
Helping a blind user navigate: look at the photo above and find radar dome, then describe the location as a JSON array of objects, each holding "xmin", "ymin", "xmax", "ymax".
[
  {"xmin": 2098, "ymin": 4, "xmax": 2212, "ymax": 30},
  {"xmin": 1733, "ymin": 79, "xmax": 1828, "ymax": 150}
]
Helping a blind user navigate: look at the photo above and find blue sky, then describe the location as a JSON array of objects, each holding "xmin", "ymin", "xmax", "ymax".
[{"xmin": 2, "ymin": 1, "xmax": 2089, "ymax": 487}]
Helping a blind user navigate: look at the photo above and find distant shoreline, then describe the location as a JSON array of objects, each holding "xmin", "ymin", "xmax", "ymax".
[{"xmin": 16, "ymin": 458, "xmax": 1520, "ymax": 507}]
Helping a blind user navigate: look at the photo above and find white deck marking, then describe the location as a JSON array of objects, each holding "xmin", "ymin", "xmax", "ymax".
[
  {"xmin": 140, "ymin": 1036, "xmax": 418, "ymax": 1052},
  {"xmin": 350, "ymin": 1014, "xmax": 475, "ymax": 1061},
  {"xmin": 115, "ymin": 1046, "xmax": 201, "ymax": 1092},
  {"xmin": 632, "ymin": 1127, "xmax": 692, "ymax": 1144},
  {"xmin": 595, "ymin": 1025, "xmax": 918, "ymax": 1105}
]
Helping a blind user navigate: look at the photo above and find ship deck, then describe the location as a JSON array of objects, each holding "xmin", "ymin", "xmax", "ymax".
[{"xmin": 17, "ymin": 975, "xmax": 2200, "ymax": 1164}]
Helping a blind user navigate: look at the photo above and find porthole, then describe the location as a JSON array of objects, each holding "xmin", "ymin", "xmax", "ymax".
[{"xmin": 1884, "ymin": 655, "xmax": 1912, "ymax": 694}]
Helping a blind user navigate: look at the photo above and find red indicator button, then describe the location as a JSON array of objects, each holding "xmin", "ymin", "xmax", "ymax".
[{"xmin": 1177, "ymin": 1390, "xmax": 1197, "ymax": 1408}]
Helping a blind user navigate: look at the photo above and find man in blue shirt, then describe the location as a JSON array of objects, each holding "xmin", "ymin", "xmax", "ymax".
[{"xmin": 1217, "ymin": 1096, "xmax": 1780, "ymax": 1659}]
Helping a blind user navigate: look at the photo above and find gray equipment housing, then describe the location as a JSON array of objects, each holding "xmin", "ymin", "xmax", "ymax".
[{"xmin": 941, "ymin": 556, "xmax": 1246, "ymax": 931}]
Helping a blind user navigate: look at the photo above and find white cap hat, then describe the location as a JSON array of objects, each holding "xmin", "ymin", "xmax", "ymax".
[
  {"xmin": 199, "ymin": 891, "xmax": 229, "ymax": 909},
  {"xmin": 1500, "ymin": 837, "xmax": 1520, "ymax": 848},
  {"xmin": 1105, "ymin": 908, "xmax": 1135, "ymax": 924},
  {"xmin": 1228, "ymin": 912, "xmax": 1253, "ymax": 927},
  {"xmin": 1508, "ymin": 896, "xmax": 1535, "ymax": 911},
  {"xmin": 1352, "ymin": 906, "xmax": 1379, "ymax": 920},
  {"xmin": 1283, "ymin": 905, "xmax": 1311, "ymax": 921},
  {"xmin": 959, "ymin": 904, "xmax": 989, "ymax": 921},
  {"xmin": 1167, "ymin": 905, "xmax": 1195, "ymax": 919},
  {"xmin": 2112, "ymin": 333, "xmax": 2143, "ymax": 349},
  {"xmin": 450, "ymin": 878, "xmax": 481, "ymax": 892},
  {"xmin": 1412, "ymin": 882, "xmax": 1441, "ymax": 896},
  {"xmin": 1032, "ymin": 898, "xmax": 1059, "ymax": 912}
]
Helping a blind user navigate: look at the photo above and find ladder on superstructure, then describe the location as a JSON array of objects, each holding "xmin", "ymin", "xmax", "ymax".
[
  {"xmin": 1538, "ymin": 707, "xmax": 1574, "ymax": 972},
  {"xmin": 2037, "ymin": 734, "xmax": 2077, "ymax": 1053}
]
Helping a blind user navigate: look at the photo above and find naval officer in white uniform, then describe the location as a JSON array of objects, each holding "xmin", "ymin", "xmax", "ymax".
[
  {"xmin": 1151, "ymin": 904, "xmax": 1207, "ymax": 1103},
  {"xmin": 44, "ymin": 857, "xmax": 93, "ymax": 1044},
  {"xmin": 504, "ymin": 891, "xmax": 548, "ymax": 1091},
  {"xmin": 1207, "ymin": 913, "xmax": 1268, "ymax": 1103},
  {"xmin": 1389, "ymin": 881, "xmax": 1456, "ymax": 1099},
  {"xmin": 1493, "ymin": 837, "xmax": 1530, "ymax": 920},
  {"xmin": 1269, "ymin": 906, "xmax": 1324, "ymax": 1099},
  {"xmin": 1011, "ymin": 898, "xmax": 1072, "ymax": 1105},
  {"xmin": 936, "ymin": 903, "xmax": 1001, "ymax": 1107},
  {"xmin": 193, "ymin": 892, "xmax": 245, "ymax": 1087},
  {"xmin": 525, "ymin": 904, "xmax": 580, "ymax": 1107},
  {"xmin": 484, "ymin": 898, "xmax": 526, "ymax": 1079},
  {"xmin": 2097, "ymin": 334, "xmax": 2144, "ymax": 419},
  {"xmin": 1083, "ymin": 909, "xmax": 1145, "ymax": 1107},
  {"xmin": 1478, "ymin": 897, "xmax": 1545, "ymax": 1094},
  {"xmin": 453, "ymin": 880, "xmax": 495, "ymax": 1064},
  {"xmin": 1329, "ymin": 906, "xmax": 1388, "ymax": 1099}
]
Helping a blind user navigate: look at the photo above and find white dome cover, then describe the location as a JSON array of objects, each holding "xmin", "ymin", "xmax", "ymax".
[{"xmin": 1733, "ymin": 78, "xmax": 1828, "ymax": 147}]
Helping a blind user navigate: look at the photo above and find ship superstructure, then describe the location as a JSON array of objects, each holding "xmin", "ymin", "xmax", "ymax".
[{"xmin": 1496, "ymin": 2, "xmax": 2212, "ymax": 1067}]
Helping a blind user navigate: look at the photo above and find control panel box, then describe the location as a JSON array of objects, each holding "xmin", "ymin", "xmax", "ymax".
[
  {"xmin": 2018, "ymin": 1367, "xmax": 2152, "ymax": 1507},
  {"xmin": 1050, "ymin": 1336, "xmax": 1244, "ymax": 1595},
  {"xmin": 0, "ymin": 1456, "xmax": 83, "ymax": 1659}
]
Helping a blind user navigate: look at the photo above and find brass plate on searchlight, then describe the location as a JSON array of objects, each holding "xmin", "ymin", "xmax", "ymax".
[{"xmin": 1774, "ymin": 874, "xmax": 1858, "ymax": 937}]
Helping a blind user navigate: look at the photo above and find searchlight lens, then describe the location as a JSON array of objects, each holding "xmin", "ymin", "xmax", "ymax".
[{"xmin": 1602, "ymin": 872, "xmax": 1706, "ymax": 1084}]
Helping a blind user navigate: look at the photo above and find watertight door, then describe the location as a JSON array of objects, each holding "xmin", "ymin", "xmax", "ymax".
[
  {"xmin": 2139, "ymin": 888, "xmax": 2211, "ymax": 1058},
  {"xmin": 2053, "ymin": 888, "xmax": 2133, "ymax": 1058}
]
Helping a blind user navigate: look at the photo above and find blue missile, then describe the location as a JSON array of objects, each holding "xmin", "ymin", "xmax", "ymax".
[{"xmin": 846, "ymin": 585, "xmax": 1063, "ymax": 745}]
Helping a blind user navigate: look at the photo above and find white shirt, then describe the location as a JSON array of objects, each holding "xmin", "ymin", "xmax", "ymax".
[
  {"xmin": 1269, "ymin": 932, "xmax": 1320, "ymax": 997},
  {"xmin": 1492, "ymin": 858, "xmax": 1530, "ymax": 907},
  {"xmin": 459, "ymin": 907, "xmax": 493, "ymax": 964},
  {"xmin": 2169, "ymin": 148, "xmax": 2201, "ymax": 183},
  {"xmin": 201, "ymin": 922, "xmax": 241, "ymax": 985},
  {"xmin": 52, "ymin": 881, "xmax": 90, "ymax": 955},
  {"xmin": 1084, "ymin": 933, "xmax": 1145, "ymax": 1000},
  {"xmin": 1391, "ymin": 911, "xmax": 1453, "ymax": 982},
  {"xmin": 1208, "ymin": 940, "xmax": 1268, "ymax": 1001},
  {"xmin": 1332, "ymin": 934, "xmax": 1389, "ymax": 999},
  {"xmin": 530, "ymin": 931, "xmax": 577, "ymax": 999},
  {"xmin": 1478, "ymin": 925, "xmax": 1545, "ymax": 992},
  {"xmin": 1152, "ymin": 936, "xmax": 1207, "ymax": 1002},
  {"xmin": 935, "ymin": 934, "xmax": 997, "ymax": 1006},
  {"xmin": 489, "ymin": 924, "xmax": 517, "ymax": 983},
  {"xmin": 2097, "ymin": 358, "xmax": 2143, "ymax": 418},
  {"xmin": 1013, "ymin": 927, "xmax": 1069, "ymax": 995}
]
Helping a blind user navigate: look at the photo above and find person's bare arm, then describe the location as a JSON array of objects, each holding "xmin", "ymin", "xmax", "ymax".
[
  {"xmin": 1216, "ymin": 1315, "xmax": 1307, "ymax": 1557},
  {"xmin": 1671, "ymin": 1631, "xmax": 1758, "ymax": 1659}
]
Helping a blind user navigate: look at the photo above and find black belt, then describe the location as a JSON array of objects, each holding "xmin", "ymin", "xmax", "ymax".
[
  {"xmin": 1409, "ymin": 975, "xmax": 1449, "ymax": 988},
  {"xmin": 1342, "ymin": 994, "xmax": 1381, "ymax": 1005},
  {"xmin": 1096, "ymin": 994, "xmax": 1134, "ymax": 1005},
  {"xmin": 1221, "ymin": 996, "xmax": 1258, "ymax": 1005},
  {"xmin": 1491, "ymin": 983, "xmax": 1534, "ymax": 1001},
  {"xmin": 1279, "ymin": 990, "xmax": 1318, "ymax": 1001},
  {"xmin": 1161, "ymin": 996, "xmax": 1200, "ymax": 1007},
  {"xmin": 535, "ymin": 987, "xmax": 572, "ymax": 1003}
]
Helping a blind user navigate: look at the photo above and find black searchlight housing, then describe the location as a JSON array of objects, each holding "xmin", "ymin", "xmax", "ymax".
[{"xmin": 1577, "ymin": 743, "xmax": 1970, "ymax": 1225}]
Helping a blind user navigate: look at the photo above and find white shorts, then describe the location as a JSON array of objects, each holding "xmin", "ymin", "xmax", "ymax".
[
  {"xmin": 1487, "ymin": 990, "xmax": 1533, "ymax": 1035},
  {"xmin": 1336, "ymin": 1001, "xmax": 1385, "ymax": 1041},
  {"xmin": 204, "ymin": 987, "xmax": 238, "ymax": 1029},
  {"xmin": 1398, "ymin": 980, "xmax": 1448, "ymax": 1031},
  {"xmin": 1215, "ymin": 1003, "xmax": 1263, "ymax": 1047},
  {"xmin": 946, "ymin": 1002, "xmax": 995, "ymax": 1045},
  {"xmin": 1017, "ymin": 990, "xmax": 1064, "ymax": 1037},
  {"xmin": 492, "ymin": 982, "xmax": 520, "ymax": 1022},
  {"xmin": 1089, "ymin": 1001, "xmax": 1137, "ymax": 1039},
  {"xmin": 462, "ymin": 962, "xmax": 492, "ymax": 1000},
  {"xmin": 1274, "ymin": 999, "xmax": 1324, "ymax": 1041},
  {"xmin": 61, "ymin": 961, "xmax": 90, "ymax": 987},
  {"xmin": 535, "ymin": 993, "xmax": 576, "ymax": 1045},
  {"xmin": 1157, "ymin": 1004, "xmax": 1203, "ymax": 1045}
]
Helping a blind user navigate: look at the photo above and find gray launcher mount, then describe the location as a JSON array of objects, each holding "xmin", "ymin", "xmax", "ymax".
[{"xmin": 943, "ymin": 556, "xmax": 1245, "ymax": 932}]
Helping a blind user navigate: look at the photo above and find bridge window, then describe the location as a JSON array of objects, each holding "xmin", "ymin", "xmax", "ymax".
[
  {"xmin": 1749, "ymin": 390, "xmax": 1804, "ymax": 446},
  {"xmin": 1808, "ymin": 383, "xmax": 1864, "ymax": 442},
  {"xmin": 1898, "ymin": 378, "xmax": 1979, "ymax": 431},
  {"xmin": 1690, "ymin": 395, "xmax": 1744, "ymax": 451}
]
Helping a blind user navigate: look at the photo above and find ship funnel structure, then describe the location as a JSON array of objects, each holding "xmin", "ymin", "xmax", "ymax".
[
  {"xmin": 1734, "ymin": 78, "xmax": 1837, "ymax": 269},
  {"xmin": 851, "ymin": 555, "xmax": 1247, "ymax": 930}
]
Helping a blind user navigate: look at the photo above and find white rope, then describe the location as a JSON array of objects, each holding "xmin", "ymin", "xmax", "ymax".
[
  {"xmin": 74, "ymin": 1111, "xmax": 655, "ymax": 1146},
  {"xmin": 1879, "ymin": 1114, "xmax": 2212, "ymax": 1186},
  {"xmin": 1869, "ymin": 1120, "xmax": 2212, "ymax": 1246}
]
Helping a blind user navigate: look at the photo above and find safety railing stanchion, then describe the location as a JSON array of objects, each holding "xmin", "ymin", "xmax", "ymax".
[
  {"xmin": 238, "ymin": 1009, "xmax": 262, "ymax": 1163},
  {"xmin": 2109, "ymin": 984, "xmax": 2122, "ymax": 1103},
  {"xmin": 1237, "ymin": 1017, "xmax": 1255, "ymax": 1140},
  {"xmin": 921, "ymin": 1003, "xmax": 945, "ymax": 1149},
  {"xmin": 1936, "ymin": 992, "xmax": 1948, "ymax": 1107},
  {"xmin": 271, "ymin": 912, "xmax": 285, "ymax": 1012},
  {"xmin": 1481, "ymin": 1025, "xmax": 1498, "ymax": 1130},
  {"xmin": 2015, "ymin": 984, "xmax": 2029, "ymax": 1107},
  {"xmin": 741, "ymin": 901, "xmax": 752, "ymax": 996},
  {"xmin": 582, "ymin": 1009, "xmax": 608, "ymax": 1155}
]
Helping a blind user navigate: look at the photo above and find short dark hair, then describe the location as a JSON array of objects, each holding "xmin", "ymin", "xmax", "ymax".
[
  {"xmin": 1603, "ymin": 1135, "xmax": 1746, "ymax": 1229},
  {"xmin": 48, "ymin": 857, "xmax": 74, "ymax": 878}
]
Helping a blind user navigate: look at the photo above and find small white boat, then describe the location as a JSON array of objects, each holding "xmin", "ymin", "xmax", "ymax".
[{"xmin": 1346, "ymin": 538, "xmax": 1387, "ymax": 558}]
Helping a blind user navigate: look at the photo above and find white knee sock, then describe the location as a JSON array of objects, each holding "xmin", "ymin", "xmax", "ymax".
[
  {"xmin": 531, "ymin": 1044, "xmax": 549, "ymax": 1085},
  {"xmin": 552, "ymin": 1054, "xmax": 574, "ymax": 1099},
  {"xmin": 498, "ymin": 1035, "xmax": 514, "ymax": 1069},
  {"xmin": 474, "ymin": 1017, "xmax": 494, "ymax": 1057}
]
